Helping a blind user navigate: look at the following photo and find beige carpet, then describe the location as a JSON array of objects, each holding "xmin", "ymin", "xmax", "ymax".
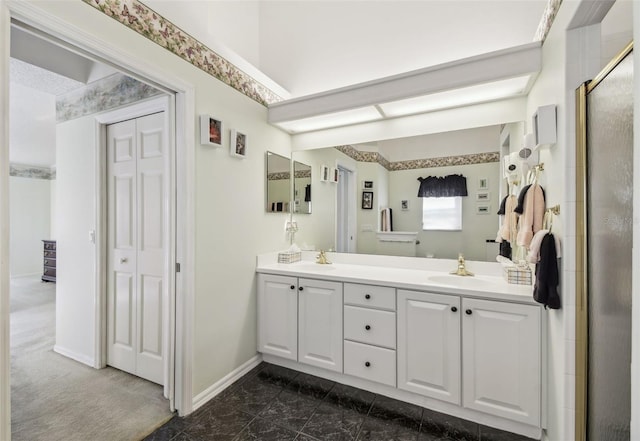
[{"xmin": 10, "ymin": 276, "xmax": 173, "ymax": 441}]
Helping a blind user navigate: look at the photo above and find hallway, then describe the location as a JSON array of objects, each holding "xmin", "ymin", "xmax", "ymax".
[{"xmin": 10, "ymin": 276, "xmax": 172, "ymax": 441}]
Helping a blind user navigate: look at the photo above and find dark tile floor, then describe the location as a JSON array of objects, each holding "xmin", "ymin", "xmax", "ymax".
[{"xmin": 144, "ymin": 363, "xmax": 536, "ymax": 441}]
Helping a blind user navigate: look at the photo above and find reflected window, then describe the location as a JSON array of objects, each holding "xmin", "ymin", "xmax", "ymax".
[{"xmin": 422, "ymin": 197, "xmax": 462, "ymax": 231}]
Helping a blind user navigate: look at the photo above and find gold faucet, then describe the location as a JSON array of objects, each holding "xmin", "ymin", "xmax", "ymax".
[
  {"xmin": 316, "ymin": 250, "xmax": 332, "ymax": 264},
  {"xmin": 451, "ymin": 253, "xmax": 474, "ymax": 276}
]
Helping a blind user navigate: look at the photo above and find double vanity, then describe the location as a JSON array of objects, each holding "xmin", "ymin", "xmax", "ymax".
[{"xmin": 256, "ymin": 252, "xmax": 546, "ymax": 439}]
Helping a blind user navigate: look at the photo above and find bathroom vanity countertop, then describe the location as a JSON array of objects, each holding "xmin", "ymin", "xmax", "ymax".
[{"xmin": 256, "ymin": 259, "xmax": 537, "ymax": 305}]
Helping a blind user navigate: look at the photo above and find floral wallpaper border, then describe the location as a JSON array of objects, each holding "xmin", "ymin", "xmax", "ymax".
[
  {"xmin": 534, "ymin": 0, "xmax": 563, "ymax": 43},
  {"xmin": 335, "ymin": 145, "xmax": 499, "ymax": 171},
  {"xmin": 268, "ymin": 169, "xmax": 312, "ymax": 181},
  {"xmin": 57, "ymin": 72, "xmax": 163, "ymax": 122},
  {"xmin": 82, "ymin": 0, "xmax": 283, "ymax": 107},
  {"xmin": 10, "ymin": 163, "xmax": 56, "ymax": 180}
]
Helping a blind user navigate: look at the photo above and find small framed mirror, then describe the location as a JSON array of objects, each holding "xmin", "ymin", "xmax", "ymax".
[
  {"xmin": 266, "ymin": 151, "xmax": 291, "ymax": 213},
  {"xmin": 293, "ymin": 160, "xmax": 312, "ymax": 214}
]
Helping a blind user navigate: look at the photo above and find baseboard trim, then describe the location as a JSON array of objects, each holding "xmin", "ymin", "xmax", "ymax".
[
  {"xmin": 53, "ymin": 345, "xmax": 95, "ymax": 367},
  {"xmin": 192, "ymin": 354, "xmax": 262, "ymax": 413}
]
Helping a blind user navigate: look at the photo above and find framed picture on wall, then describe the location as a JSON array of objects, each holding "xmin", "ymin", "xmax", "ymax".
[
  {"xmin": 229, "ymin": 129, "xmax": 247, "ymax": 158},
  {"xmin": 320, "ymin": 165, "xmax": 330, "ymax": 182},
  {"xmin": 363, "ymin": 180, "xmax": 374, "ymax": 189},
  {"xmin": 362, "ymin": 191, "xmax": 373, "ymax": 209},
  {"xmin": 200, "ymin": 115, "xmax": 223, "ymax": 147},
  {"xmin": 401, "ymin": 200, "xmax": 409, "ymax": 211},
  {"xmin": 479, "ymin": 177, "xmax": 489, "ymax": 190},
  {"xmin": 477, "ymin": 205, "xmax": 490, "ymax": 214},
  {"xmin": 476, "ymin": 191, "xmax": 490, "ymax": 201}
]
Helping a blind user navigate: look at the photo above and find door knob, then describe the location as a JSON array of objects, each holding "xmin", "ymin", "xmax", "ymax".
[
  {"xmin": 365, "ymin": 325, "xmax": 371, "ymax": 331},
  {"xmin": 451, "ymin": 306, "xmax": 458, "ymax": 312},
  {"xmin": 290, "ymin": 285, "xmax": 295, "ymax": 290},
  {"xmin": 365, "ymin": 294, "xmax": 371, "ymax": 299},
  {"xmin": 120, "ymin": 258, "xmax": 128, "ymax": 264},
  {"xmin": 298, "ymin": 286, "xmax": 304, "ymax": 291},
  {"xmin": 365, "ymin": 361, "xmax": 371, "ymax": 367},
  {"xmin": 465, "ymin": 309, "xmax": 472, "ymax": 315}
]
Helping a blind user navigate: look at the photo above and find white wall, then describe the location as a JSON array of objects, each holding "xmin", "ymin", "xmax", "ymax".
[
  {"xmin": 632, "ymin": 4, "xmax": 639, "ymax": 438},
  {"xmin": 54, "ymin": 116, "xmax": 98, "ymax": 364},
  {"xmin": 9, "ymin": 176, "xmax": 51, "ymax": 277},
  {"xmin": 19, "ymin": 1, "xmax": 292, "ymax": 401}
]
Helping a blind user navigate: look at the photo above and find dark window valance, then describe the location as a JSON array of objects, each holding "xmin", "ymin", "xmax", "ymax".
[{"xmin": 417, "ymin": 174, "xmax": 468, "ymax": 198}]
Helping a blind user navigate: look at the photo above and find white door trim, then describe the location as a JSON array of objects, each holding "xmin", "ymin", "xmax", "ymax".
[
  {"xmin": 0, "ymin": 3, "xmax": 11, "ymax": 440},
  {"xmin": 1, "ymin": 3, "xmax": 196, "ymax": 430}
]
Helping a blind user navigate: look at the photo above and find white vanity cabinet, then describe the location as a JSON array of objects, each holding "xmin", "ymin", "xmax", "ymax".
[
  {"xmin": 257, "ymin": 274, "xmax": 298, "ymax": 360},
  {"xmin": 397, "ymin": 290, "xmax": 461, "ymax": 405},
  {"xmin": 343, "ymin": 283, "xmax": 397, "ymax": 387},
  {"xmin": 298, "ymin": 278, "xmax": 343, "ymax": 372},
  {"xmin": 462, "ymin": 298, "xmax": 541, "ymax": 426}
]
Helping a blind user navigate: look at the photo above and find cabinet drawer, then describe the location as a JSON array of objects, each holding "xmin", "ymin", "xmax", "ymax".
[
  {"xmin": 43, "ymin": 242, "xmax": 56, "ymax": 250},
  {"xmin": 44, "ymin": 250, "xmax": 57, "ymax": 258},
  {"xmin": 43, "ymin": 258, "xmax": 56, "ymax": 268},
  {"xmin": 344, "ymin": 306, "xmax": 396, "ymax": 349},
  {"xmin": 43, "ymin": 267, "xmax": 56, "ymax": 277},
  {"xmin": 344, "ymin": 340, "xmax": 396, "ymax": 387},
  {"xmin": 344, "ymin": 283, "xmax": 395, "ymax": 311}
]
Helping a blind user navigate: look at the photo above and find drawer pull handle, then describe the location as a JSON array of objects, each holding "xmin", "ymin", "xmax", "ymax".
[
  {"xmin": 451, "ymin": 306, "xmax": 457, "ymax": 312},
  {"xmin": 365, "ymin": 325, "xmax": 371, "ymax": 331},
  {"xmin": 120, "ymin": 258, "xmax": 128, "ymax": 264},
  {"xmin": 290, "ymin": 285, "xmax": 295, "ymax": 290},
  {"xmin": 365, "ymin": 361, "xmax": 371, "ymax": 367},
  {"xmin": 365, "ymin": 294, "xmax": 371, "ymax": 299},
  {"xmin": 465, "ymin": 309, "xmax": 472, "ymax": 315},
  {"xmin": 299, "ymin": 287, "xmax": 304, "ymax": 291}
]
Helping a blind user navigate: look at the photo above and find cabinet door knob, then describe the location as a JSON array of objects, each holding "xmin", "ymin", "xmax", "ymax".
[
  {"xmin": 365, "ymin": 325, "xmax": 371, "ymax": 331},
  {"xmin": 465, "ymin": 309, "xmax": 472, "ymax": 315},
  {"xmin": 298, "ymin": 286, "xmax": 304, "ymax": 291},
  {"xmin": 365, "ymin": 361, "xmax": 371, "ymax": 367},
  {"xmin": 365, "ymin": 294, "xmax": 371, "ymax": 299},
  {"xmin": 290, "ymin": 285, "xmax": 295, "ymax": 290},
  {"xmin": 451, "ymin": 306, "xmax": 458, "ymax": 312},
  {"xmin": 120, "ymin": 258, "xmax": 128, "ymax": 264}
]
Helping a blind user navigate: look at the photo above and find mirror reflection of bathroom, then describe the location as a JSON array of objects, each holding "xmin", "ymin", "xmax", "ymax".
[
  {"xmin": 291, "ymin": 122, "xmax": 532, "ymax": 261},
  {"xmin": 293, "ymin": 160, "xmax": 312, "ymax": 214},
  {"xmin": 265, "ymin": 151, "xmax": 291, "ymax": 213}
]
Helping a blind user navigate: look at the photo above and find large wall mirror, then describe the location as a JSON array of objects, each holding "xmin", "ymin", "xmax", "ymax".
[
  {"xmin": 290, "ymin": 122, "xmax": 527, "ymax": 261},
  {"xmin": 266, "ymin": 151, "xmax": 291, "ymax": 213}
]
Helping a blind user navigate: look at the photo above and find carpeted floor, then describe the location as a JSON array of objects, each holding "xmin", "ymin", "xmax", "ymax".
[{"xmin": 10, "ymin": 276, "xmax": 173, "ymax": 441}]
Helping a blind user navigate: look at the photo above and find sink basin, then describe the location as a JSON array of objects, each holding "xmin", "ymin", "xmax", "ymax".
[{"xmin": 427, "ymin": 274, "xmax": 497, "ymax": 290}]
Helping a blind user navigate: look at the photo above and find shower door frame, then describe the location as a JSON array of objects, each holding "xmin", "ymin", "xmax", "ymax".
[{"xmin": 575, "ymin": 40, "xmax": 634, "ymax": 441}]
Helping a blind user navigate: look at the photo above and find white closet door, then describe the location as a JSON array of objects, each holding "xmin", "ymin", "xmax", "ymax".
[{"xmin": 107, "ymin": 112, "xmax": 166, "ymax": 385}]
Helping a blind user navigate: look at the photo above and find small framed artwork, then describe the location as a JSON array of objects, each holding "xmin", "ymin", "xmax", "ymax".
[
  {"xmin": 200, "ymin": 115, "xmax": 222, "ymax": 147},
  {"xmin": 229, "ymin": 129, "xmax": 247, "ymax": 158},
  {"xmin": 479, "ymin": 177, "xmax": 489, "ymax": 190},
  {"xmin": 331, "ymin": 167, "xmax": 339, "ymax": 183},
  {"xmin": 401, "ymin": 200, "xmax": 409, "ymax": 211},
  {"xmin": 476, "ymin": 191, "xmax": 491, "ymax": 201},
  {"xmin": 363, "ymin": 180, "xmax": 374, "ymax": 189},
  {"xmin": 362, "ymin": 191, "xmax": 374, "ymax": 210},
  {"xmin": 477, "ymin": 205, "xmax": 490, "ymax": 215},
  {"xmin": 320, "ymin": 165, "xmax": 330, "ymax": 182}
]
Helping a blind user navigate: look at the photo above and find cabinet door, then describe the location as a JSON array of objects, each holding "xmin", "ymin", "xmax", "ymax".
[
  {"xmin": 462, "ymin": 298, "xmax": 541, "ymax": 426},
  {"xmin": 397, "ymin": 290, "xmax": 461, "ymax": 405},
  {"xmin": 298, "ymin": 278, "xmax": 343, "ymax": 372},
  {"xmin": 257, "ymin": 274, "xmax": 298, "ymax": 360}
]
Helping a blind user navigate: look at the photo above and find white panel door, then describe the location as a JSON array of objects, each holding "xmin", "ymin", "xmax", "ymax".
[
  {"xmin": 257, "ymin": 274, "xmax": 298, "ymax": 360},
  {"xmin": 107, "ymin": 112, "xmax": 166, "ymax": 385},
  {"xmin": 397, "ymin": 290, "xmax": 461, "ymax": 405},
  {"xmin": 298, "ymin": 278, "xmax": 343, "ymax": 372},
  {"xmin": 462, "ymin": 298, "xmax": 541, "ymax": 426}
]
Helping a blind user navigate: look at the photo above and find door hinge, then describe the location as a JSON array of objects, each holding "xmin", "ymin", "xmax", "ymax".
[{"xmin": 176, "ymin": 262, "xmax": 181, "ymax": 273}]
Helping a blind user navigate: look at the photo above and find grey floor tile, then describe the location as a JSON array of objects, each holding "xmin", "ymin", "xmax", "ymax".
[
  {"xmin": 286, "ymin": 372, "xmax": 335, "ymax": 399},
  {"xmin": 368, "ymin": 395, "xmax": 423, "ymax": 431},
  {"xmin": 144, "ymin": 416, "xmax": 187, "ymax": 441},
  {"xmin": 255, "ymin": 363, "xmax": 300, "ymax": 388},
  {"xmin": 302, "ymin": 402, "xmax": 367, "ymax": 440},
  {"xmin": 259, "ymin": 389, "xmax": 322, "ymax": 431},
  {"xmin": 234, "ymin": 417, "xmax": 298, "ymax": 441},
  {"xmin": 357, "ymin": 416, "xmax": 421, "ymax": 441},
  {"xmin": 181, "ymin": 406, "xmax": 254, "ymax": 441},
  {"xmin": 478, "ymin": 425, "xmax": 536, "ymax": 441},
  {"xmin": 323, "ymin": 383, "xmax": 376, "ymax": 414},
  {"xmin": 421, "ymin": 408, "xmax": 479, "ymax": 441},
  {"xmin": 221, "ymin": 375, "xmax": 283, "ymax": 415},
  {"xmin": 295, "ymin": 433, "xmax": 322, "ymax": 441}
]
